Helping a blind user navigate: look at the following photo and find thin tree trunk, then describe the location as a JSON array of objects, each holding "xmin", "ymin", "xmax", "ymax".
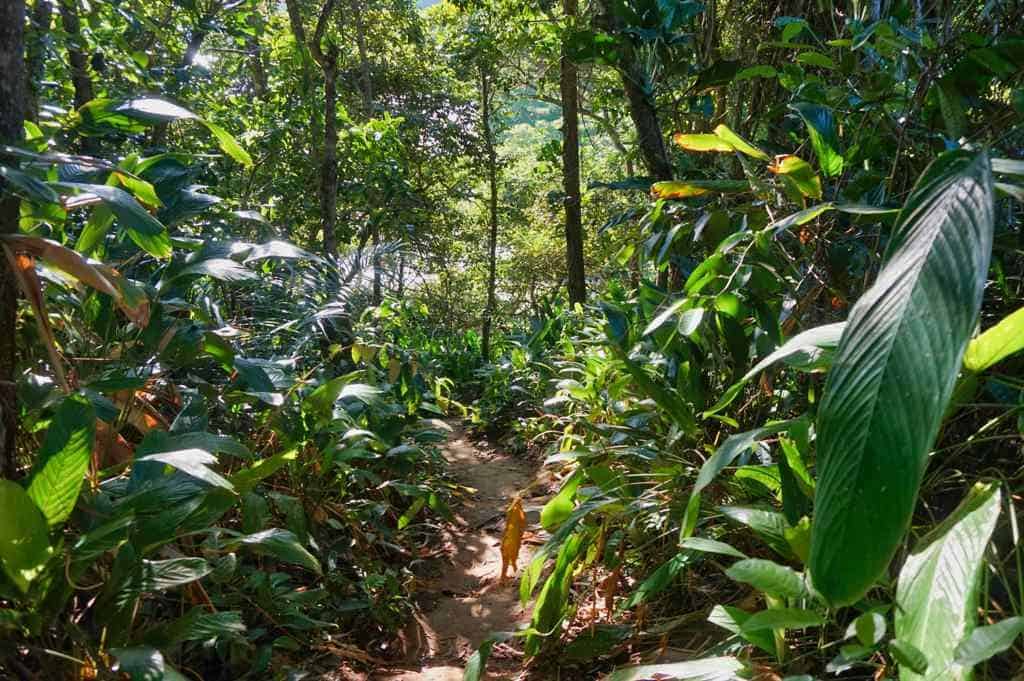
[
  {"xmin": 351, "ymin": 0, "xmax": 374, "ymax": 116},
  {"xmin": 59, "ymin": 0, "xmax": 93, "ymax": 110},
  {"xmin": 561, "ymin": 0, "xmax": 585, "ymax": 305},
  {"xmin": 480, "ymin": 68, "xmax": 499, "ymax": 362},
  {"xmin": 285, "ymin": 0, "xmax": 339, "ymax": 257},
  {"xmin": 0, "ymin": 0, "xmax": 27, "ymax": 478},
  {"xmin": 26, "ymin": 0, "xmax": 52, "ymax": 122},
  {"xmin": 321, "ymin": 58, "xmax": 339, "ymax": 256},
  {"xmin": 372, "ymin": 226, "xmax": 382, "ymax": 304}
]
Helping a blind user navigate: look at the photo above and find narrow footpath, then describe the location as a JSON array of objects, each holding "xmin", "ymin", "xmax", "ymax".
[{"xmin": 373, "ymin": 424, "xmax": 551, "ymax": 681}]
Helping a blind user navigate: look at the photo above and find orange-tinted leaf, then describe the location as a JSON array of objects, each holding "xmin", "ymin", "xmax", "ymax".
[
  {"xmin": 500, "ymin": 496, "xmax": 526, "ymax": 581},
  {"xmin": 2, "ymin": 246, "xmax": 70, "ymax": 392}
]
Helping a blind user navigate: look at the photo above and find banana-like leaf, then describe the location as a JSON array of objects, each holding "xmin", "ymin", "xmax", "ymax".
[
  {"xmin": 26, "ymin": 395, "xmax": 95, "ymax": 527},
  {"xmin": 809, "ymin": 150, "xmax": 994, "ymax": 605},
  {"xmin": 895, "ymin": 482, "xmax": 1001, "ymax": 681}
]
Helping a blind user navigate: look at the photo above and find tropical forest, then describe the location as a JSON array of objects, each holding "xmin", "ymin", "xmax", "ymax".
[{"xmin": 1, "ymin": 0, "xmax": 1024, "ymax": 679}]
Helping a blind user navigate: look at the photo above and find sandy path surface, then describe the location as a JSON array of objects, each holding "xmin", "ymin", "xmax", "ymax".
[{"xmin": 370, "ymin": 426, "xmax": 549, "ymax": 681}]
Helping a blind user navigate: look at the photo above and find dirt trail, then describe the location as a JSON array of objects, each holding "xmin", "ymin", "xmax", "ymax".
[{"xmin": 372, "ymin": 424, "xmax": 549, "ymax": 681}]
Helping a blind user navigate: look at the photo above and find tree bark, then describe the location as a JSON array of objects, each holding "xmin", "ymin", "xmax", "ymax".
[
  {"xmin": 596, "ymin": 0, "xmax": 673, "ymax": 181},
  {"xmin": 561, "ymin": 0, "xmax": 586, "ymax": 305},
  {"xmin": 285, "ymin": 0, "xmax": 339, "ymax": 257},
  {"xmin": 26, "ymin": 0, "xmax": 52, "ymax": 122},
  {"xmin": 320, "ymin": 56, "xmax": 339, "ymax": 256},
  {"xmin": 351, "ymin": 0, "xmax": 374, "ymax": 116},
  {"xmin": 0, "ymin": 0, "xmax": 27, "ymax": 478},
  {"xmin": 480, "ymin": 68, "xmax": 499, "ymax": 361},
  {"xmin": 58, "ymin": 0, "xmax": 93, "ymax": 110}
]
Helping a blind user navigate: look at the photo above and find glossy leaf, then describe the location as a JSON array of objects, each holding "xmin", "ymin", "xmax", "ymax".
[
  {"xmin": 0, "ymin": 481, "xmax": 53, "ymax": 593},
  {"xmin": 725, "ymin": 559, "xmax": 807, "ymax": 599},
  {"xmin": 540, "ymin": 469, "xmax": 582, "ymax": 531},
  {"xmin": 963, "ymin": 306, "xmax": 1024, "ymax": 372},
  {"xmin": 54, "ymin": 182, "xmax": 171, "ymax": 258},
  {"xmin": 792, "ymin": 103, "xmax": 843, "ymax": 176},
  {"xmin": 895, "ymin": 482, "xmax": 1001, "ymax": 681},
  {"xmin": 237, "ymin": 528, "xmax": 322, "ymax": 574},
  {"xmin": 683, "ymin": 421, "xmax": 796, "ymax": 537},
  {"xmin": 768, "ymin": 155, "xmax": 822, "ymax": 199},
  {"xmin": 810, "ymin": 151, "xmax": 995, "ymax": 605},
  {"xmin": 673, "ymin": 133, "xmax": 734, "ymax": 153},
  {"xmin": 26, "ymin": 394, "xmax": 95, "ymax": 527}
]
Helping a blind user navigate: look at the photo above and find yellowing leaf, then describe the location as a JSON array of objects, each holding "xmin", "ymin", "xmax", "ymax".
[
  {"xmin": 769, "ymin": 155, "xmax": 823, "ymax": 199},
  {"xmin": 500, "ymin": 496, "xmax": 526, "ymax": 582},
  {"xmin": 651, "ymin": 181, "xmax": 711, "ymax": 199},
  {"xmin": 713, "ymin": 124, "xmax": 769, "ymax": 160},
  {"xmin": 673, "ymin": 133, "xmax": 734, "ymax": 153}
]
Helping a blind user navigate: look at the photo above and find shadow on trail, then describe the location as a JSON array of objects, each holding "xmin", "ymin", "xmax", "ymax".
[{"xmin": 371, "ymin": 425, "xmax": 550, "ymax": 681}]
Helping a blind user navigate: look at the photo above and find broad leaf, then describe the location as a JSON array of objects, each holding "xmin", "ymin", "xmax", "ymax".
[
  {"xmin": 963, "ymin": 306, "xmax": 1024, "ymax": 372},
  {"xmin": 134, "ymin": 449, "xmax": 234, "ymax": 491},
  {"xmin": 768, "ymin": 155, "xmax": 822, "ymax": 199},
  {"xmin": 809, "ymin": 150, "xmax": 995, "ymax": 606},
  {"xmin": 791, "ymin": 103, "xmax": 843, "ymax": 176},
  {"xmin": 540, "ymin": 469, "xmax": 582, "ymax": 531},
  {"xmin": 26, "ymin": 394, "xmax": 95, "ymax": 527},
  {"xmin": 54, "ymin": 182, "xmax": 171, "ymax": 258},
  {"xmin": 725, "ymin": 559, "xmax": 807, "ymax": 599},
  {"xmin": 173, "ymin": 258, "xmax": 258, "ymax": 283},
  {"xmin": 236, "ymin": 528, "xmax": 322, "ymax": 574},
  {"xmin": 0, "ymin": 481, "xmax": 53, "ymax": 593},
  {"xmin": 895, "ymin": 482, "xmax": 1001, "ymax": 681},
  {"xmin": 741, "ymin": 607, "xmax": 823, "ymax": 632},
  {"xmin": 953, "ymin": 616, "xmax": 1024, "ymax": 669},
  {"xmin": 683, "ymin": 421, "xmax": 796, "ymax": 537}
]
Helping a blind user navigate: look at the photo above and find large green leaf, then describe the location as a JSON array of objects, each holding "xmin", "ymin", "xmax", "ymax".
[
  {"xmin": 809, "ymin": 150, "xmax": 995, "ymax": 606},
  {"xmin": 963, "ymin": 306, "xmax": 1024, "ymax": 372},
  {"xmin": 953, "ymin": 616, "xmax": 1024, "ymax": 669},
  {"xmin": 103, "ymin": 97, "xmax": 253, "ymax": 167},
  {"xmin": 235, "ymin": 528, "xmax": 322, "ymax": 574},
  {"xmin": 895, "ymin": 482, "xmax": 1001, "ymax": 681},
  {"xmin": 682, "ymin": 421, "xmax": 797, "ymax": 538},
  {"xmin": 0, "ymin": 481, "xmax": 53, "ymax": 593},
  {"xmin": 791, "ymin": 103, "xmax": 843, "ymax": 176},
  {"xmin": 540, "ymin": 469, "xmax": 582, "ymax": 531},
  {"xmin": 54, "ymin": 182, "xmax": 171, "ymax": 258},
  {"xmin": 26, "ymin": 394, "xmax": 95, "ymax": 527},
  {"xmin": 725, "ymin": 559, "xmax": 807, "ymax": 599}
]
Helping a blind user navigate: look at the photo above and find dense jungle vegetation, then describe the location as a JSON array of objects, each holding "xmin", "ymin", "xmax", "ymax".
[{"xmin": 1, "ymin": 0, "xmax": 1024, "ymax": 679}]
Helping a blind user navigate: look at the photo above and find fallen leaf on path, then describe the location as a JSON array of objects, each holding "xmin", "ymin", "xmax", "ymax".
[{"xmin": 500, "ymin": 496, "xmax": 526, "ymax": 582}]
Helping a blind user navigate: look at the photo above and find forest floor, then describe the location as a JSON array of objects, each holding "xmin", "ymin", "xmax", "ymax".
[{"xmin": 355, "ymin": 424, "xmax": 553, "ymax": 681}]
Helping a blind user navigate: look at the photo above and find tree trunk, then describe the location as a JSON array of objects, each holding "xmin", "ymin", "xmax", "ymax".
[
  {"xmin": 285, "ymin": 0, "xmax": 339, "ymax": 258},
  {"xmin": 596, "ymin": 0, "xmax": 673, "ymax": 181},
  {"xmin": 26, "ymin": 0, "xmax": 52, "ymax": 122},
  {"xmin": 351, "ymin": 0, "xmax": 374, "ymax": 116},
  {"xmin": 59, "ymin": 0, "xmax": 93, "ymax": 110},
  {"xmin": 622, "ymin": 70, "xmax": 673, "ymax": 181},
  {"xmin": 372, "ymin": 226, "xmax": 382, "ymax": 304},
  {"xmin": 561, "ymin": 0, "xmax": 586, "ymax": 305},
  {"xmin": 480, "ymin": 68, "xmax": 499, "ymax": 362},
  {"xmin": 0, "ymin": 0, "xmax": 27, "ymax": 478},
  {"xmin": 321, "ymin": 57, "xmax": 339, "ymax": 256}
]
